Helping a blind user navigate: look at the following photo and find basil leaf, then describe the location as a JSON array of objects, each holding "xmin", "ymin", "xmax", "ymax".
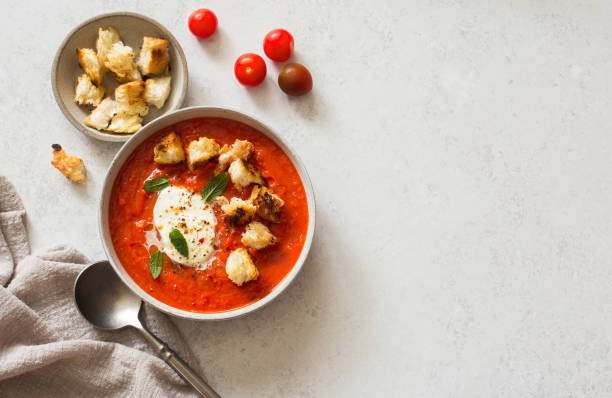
[
  {"xmin": 143, "ymin": 177, "xmax": 170, "ymax": 192},
  {"xmin": 169, "ymin": 228, "xmax": 189, "ymax": 257},
  {"xmin": 149, "ymin": 250, "xmax": 163, "ymax": 279},
  {"xmin": 202, "ymin": 173, "xmax": 229, "ymax": 203}
]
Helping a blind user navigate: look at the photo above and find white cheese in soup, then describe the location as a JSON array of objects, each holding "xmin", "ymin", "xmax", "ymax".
[{"xmin": 153, "ymin": 186, "xmax": 217, "ymax": 268}]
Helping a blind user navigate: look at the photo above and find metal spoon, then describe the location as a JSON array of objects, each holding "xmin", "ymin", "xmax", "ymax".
[{"xmin": 74, "ymin": 260, "xmax": 221, "ymax": 398}]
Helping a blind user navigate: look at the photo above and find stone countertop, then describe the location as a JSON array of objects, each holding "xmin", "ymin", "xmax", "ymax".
[{"xmin": 3, "ymin": 0, "xmax": 612, "ymax": 396}]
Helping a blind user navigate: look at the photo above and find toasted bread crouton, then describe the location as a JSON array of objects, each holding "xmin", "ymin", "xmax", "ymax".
[
  {"xmin": 51, "ymin": 144, "xmax": 86, "ymax": 184},
  {"xmin": 226, "ymin": 248, "xmax": 259, "ymax": 286},
  {"xmin": 228, "ymin": 159, "xmax": 265, "ymax": 190},
  {"xmin": 216, "ymin": 139, "xmax": 254, "ymax": 172},
  {"xmin": 104, "ymin": 42, "xmax": 141, "ymax": 82},
  {"xmin": 221, "ymin": 197, "xmax": 257, "ymax": 225},
  {"xmin": 154, "ymin": 132, "xmax": 185, "ymax": 164},
  {"xmin": 108, "ymin": 81, "xmax": 147, "ymax": 133},
  {"xmin": 214, "ymin": 195, "xmax": 229, "ymax": 207},
  {"xmin": 249, "ymin": 185, "xmax": 285, "ymax": 223},
  {"xmin": 143, "ymin": 76, "xmax": 171, "ymax": 109},
  {"xmin": 96, "ymin": 27, "xmax": 121, "ymax": 64},
  {"xmin": 241, "ymin": 221, "xmax": 277, "ymax": 250},
  {"xmin": 74, "ymin": 74, "xmax": 105, "ymax": 106},
  {"xmin": 107, "ymin": 112, "xmax": 142, "ymax": 134},
  {"xmin": 77, "ymin": 48, "xmax": 104, "ymax": 85},
  {"xmin": 115, "ymin": 80, "xmax": 148, "ymax": 116},
  {"xmin": 137, "ymin": 37, "xmax": 170, "ymax": 75},
  {"xmin": 84, "ymin": 97, "xmax": 116, "ymax": 130},
  {"xmin": 186, "ymin": 137, "xmax": 220, "ymax": 171}
]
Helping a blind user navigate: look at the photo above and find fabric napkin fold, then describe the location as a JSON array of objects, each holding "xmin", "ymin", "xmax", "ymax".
[{"xmin": 0, "ymin": 176, "xmax": 201, "ymax": 397}]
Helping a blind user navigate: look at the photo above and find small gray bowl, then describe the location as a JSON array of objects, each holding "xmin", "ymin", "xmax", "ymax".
[{"xmin": 52, "ymin": 12, "xmax": 188, "ymax": 142}]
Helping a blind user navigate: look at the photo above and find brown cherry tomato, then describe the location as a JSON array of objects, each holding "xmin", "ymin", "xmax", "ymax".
[{"xmin": 278, "ymin": 63, "xmax": 312, "ymax": 96}]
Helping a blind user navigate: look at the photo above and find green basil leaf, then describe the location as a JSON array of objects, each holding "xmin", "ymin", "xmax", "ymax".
[
  {"xmin": 202, "ymin": 173, "xmax": 229, "ymax": 203},
  {"xmin": 169, "ymin": 228, "xmax": 189, "ymax": 257},
  {"xmin": 143, "ymin": 177, "xmax": 170, "ymax": 192},
  {"xmin": 149, "ymin": 250, "xmax": 163, "ymax": 279}
]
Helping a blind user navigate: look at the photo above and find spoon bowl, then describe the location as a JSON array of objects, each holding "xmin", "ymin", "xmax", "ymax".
[
  {"xmin": 74, "ymin": 260, "xmax": 141, "ymax": 330},
  {"xmin": 74, "ymin": 261, "xmax": 221, "ymax": 398}
]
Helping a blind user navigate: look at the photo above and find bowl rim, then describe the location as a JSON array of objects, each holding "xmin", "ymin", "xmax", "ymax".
[
  {"xmin": 51, "ymin": 11, "xmax": 188, "ymax": 143},
  {"xmin": 98, "ymin": 106, "xmax": 316, "ymax": 320}
]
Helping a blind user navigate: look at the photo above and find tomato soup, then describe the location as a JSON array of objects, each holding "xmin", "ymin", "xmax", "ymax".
[{"xmin": 109, "ymin": 117, "xmax": 309, "ymax": 313}]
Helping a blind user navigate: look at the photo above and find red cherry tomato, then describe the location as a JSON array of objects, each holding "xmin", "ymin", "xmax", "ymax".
[
  {"xmin": 234, "ymin": 53, "xmax": 267, "ymax": 86},
  {"xmin": 188, "ymin": 9, "xmax": 217, "ymax": 38},
  {"xmin": 263, "ymin": 29, "xmax": 294, "ymax": 62}
]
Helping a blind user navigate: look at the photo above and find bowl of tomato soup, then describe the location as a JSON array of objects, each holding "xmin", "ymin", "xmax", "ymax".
[{"xmin": 99, "ymin": 107, "xmax": 315, "ymax": 320}]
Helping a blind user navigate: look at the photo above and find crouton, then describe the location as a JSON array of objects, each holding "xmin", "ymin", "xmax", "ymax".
[
  {"xmin": 186, "ymin": 137, "xmax": 220, "ymax": 171},
  {"xmin": 104, "ymin": 41, "xmax": 141, "ymax": 82},
  {"xmin": 215, "ymin": 195, "xmax": 229, "ymax": 206},
  {"xmin": 76, "ymin": 48, "xmax": 103, "ymax": 85},
  {"xmin": 107, "ymin": 112, "xmax": 142, "ymax": 134},
  {"xmin": 249, "ymin": 185, "xmax": 285, "ymax": 223},
  {"xmin": 216, "ymin": 139, "xmax": 254, "ymax": 172},
  {"xmin": 225, "ymin": 248, "xmax": 259, "ymax": 286},
  {"xmin": 228, "ymin": 159, "xmax": 265, "ymax": 190},
  {"xmin": 84, "ymin": 98, "xmax": 116, "ymax": 130},
  {"xmin": 221, "ymin": 197, "xmax": 257, "ymax": 225},
  {"xmin": 95, "ymin": 27, "xmax": 121, "ymax": 65},
  {"xmin": 51, "ymin": 144, "xmax": 86, "ymax": 184},
  {"xmin": 74, "ymin": 74, "xmax": 105, "ymax": 106},
  {"xmin": 241, "ymin": 221, "xmax": 277, "ymax": 250},
  {"xmin": 154, "ymin": 132, "xmax": 185, "ymax": 164},
  {"xmin": 115, "ymin": 80, "xmax": 144, "ymax": 103},
  {"xmin": 115, "ymin": 80, "xmax": 148, "ymax": 116},
  {"xmin": 137, "ymin": 37, "xmax": 170, "ymax": 75},
  {"xmin": 143, "ymin": 76, "xmax": 171, "ymax": 109}
]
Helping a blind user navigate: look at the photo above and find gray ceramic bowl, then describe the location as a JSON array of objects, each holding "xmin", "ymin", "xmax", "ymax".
[
  {"xmin": 99, "ymin": 107, "xmax": 316, "ymax": 320},
  {"xmin": 52, "ymin": 12, "xmax": 188, "ymax": 142}
]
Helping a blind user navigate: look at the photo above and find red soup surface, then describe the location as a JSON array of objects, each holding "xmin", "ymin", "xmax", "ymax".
[{"xmin": 109, "ymin": 117, "xmax": 309, "ymax": 313}]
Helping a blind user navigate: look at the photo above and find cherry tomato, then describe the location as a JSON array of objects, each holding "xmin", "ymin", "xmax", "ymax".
[
  {"xmin": 263, "ymin": 29, "xmax": 294, "ymax": 62},
  {"xmin": 234, "ymin": 53, "xmax": 267, "ymax": 86},
  {"xmin": 278, "ymin": 63, "xmax": 312, "ymax": 96},
  {"xmin": 188, "ymin": 9, "xmax": 218, "ymax": 38}
]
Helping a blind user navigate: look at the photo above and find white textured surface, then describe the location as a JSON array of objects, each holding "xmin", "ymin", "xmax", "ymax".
[{"xmin": 3, "ymin": 0, "xmax": 612, "ymax": 396}]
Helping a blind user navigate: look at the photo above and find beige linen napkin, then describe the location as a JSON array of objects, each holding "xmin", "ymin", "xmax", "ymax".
[{"xmin": 0, "ymin": 176, "xmax": 201, "ymax": 397}]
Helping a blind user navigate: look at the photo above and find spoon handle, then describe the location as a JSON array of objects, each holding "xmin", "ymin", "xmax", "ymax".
[{"xmin": 136, "ymin": 325, "xmax": 221, "ymax": 398}]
